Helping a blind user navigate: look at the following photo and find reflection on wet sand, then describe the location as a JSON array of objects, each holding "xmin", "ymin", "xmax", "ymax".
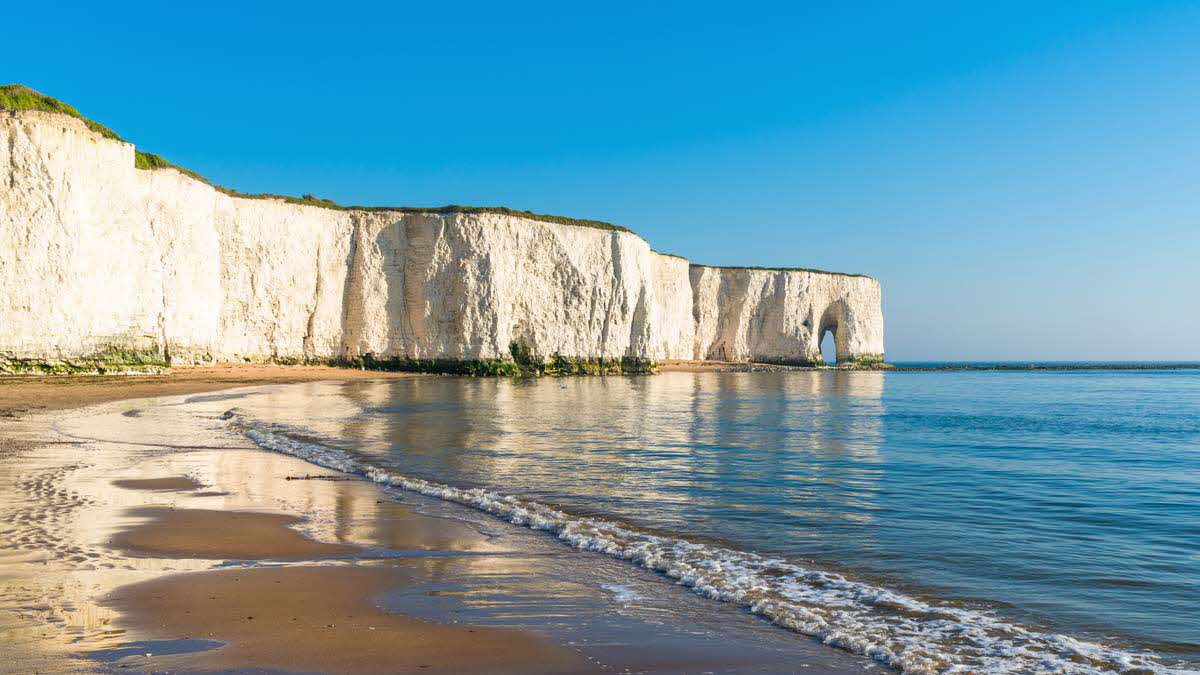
[
  {"xmin": 111, "ymin": 476, "xmax": 204, "ymax": 492},
  {"xmin": 0, "ymin": 383, "xmax": 875, "ymax": 673},
  {"xmin": 111, "ymin": 506, "xmax": 362, "ymax": 560},
  {"xmin": 103, "ymin": 565, "xmax": 584, "ymax": 674}
]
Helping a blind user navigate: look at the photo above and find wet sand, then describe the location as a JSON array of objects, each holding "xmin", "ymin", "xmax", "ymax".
[
  {"xmin": 99, "ymin": 501, "xmax": 583, "ymax": 675},
  {"xmin": 110, "ymin": 475, "xmax": 205, "ymax": 491},
  {"xmin": 0, "ymin": 368, "xmax": 874, "ymax": 673},
  {"xmin": 111, "ymin": 506, "xmax": 362, "ymax": 560},
  {"xmin": 99, "ymin": 477, "xmax": 579, "ymax": 671},
  {"xmin": 104, "ymin": 566, "xmax": 582, "ymax": 674}
]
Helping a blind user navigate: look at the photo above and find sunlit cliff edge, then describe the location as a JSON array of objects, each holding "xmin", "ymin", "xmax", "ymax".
[{"xmin": 0, "ymin": 86, "xmax": 884, "ymax": 375}]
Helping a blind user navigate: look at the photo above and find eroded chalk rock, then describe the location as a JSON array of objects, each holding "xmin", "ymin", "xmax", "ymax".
[{"xmin": 0, "ymin": 109, "xmax": 884, "ymax": 372}]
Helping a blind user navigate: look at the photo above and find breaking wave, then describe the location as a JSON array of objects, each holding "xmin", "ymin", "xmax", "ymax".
[{"xmin": 226, "ymin": 411, "xmax": 1190, "ymax": 674}]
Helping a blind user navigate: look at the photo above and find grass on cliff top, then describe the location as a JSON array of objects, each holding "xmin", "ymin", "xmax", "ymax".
[
  {"xmin": 0, "ymin": 84, "xmax": 632, "ymax": 235},
  {"xmin": 0, "ymin": 84, "xmax": 127, "ymax": 142}
]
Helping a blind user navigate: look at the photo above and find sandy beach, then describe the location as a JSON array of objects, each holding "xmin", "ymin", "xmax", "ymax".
[
  {"xmin": 0, "ymin": 364, "xmax": 421, "ymax": 418},
  {"xmin": 6, "ymin": 10, "xmax": 1196, "ymax": 670},
  {"xmin": 0, "ymin": 366, "xmax": 873, "ymax": 674}
]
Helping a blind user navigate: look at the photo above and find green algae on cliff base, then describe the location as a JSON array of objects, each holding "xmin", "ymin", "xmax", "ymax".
[
  {"xmin": 0, "ymin": 347, "xmax": 170, "ymax": 375},
  {"xmin": 341, "ymin": 347, "xmax": 657, "ymax": 377},
  {"xmin": 752, "ymin": 356, "xmax": 828, "ymax": 368},
  {"xmin": 837, "ymin": 354, "xmax": 889, "ymax": 370},
  {"xmin": 260, "ymin": 341, "xmax": 657, "ymax": 377},
  {"xmin": 749, "ymin": 354, "xmax": 891, "ymax": 370}
]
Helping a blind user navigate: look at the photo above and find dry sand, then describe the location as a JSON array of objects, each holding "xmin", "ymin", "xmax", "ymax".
[{"xmin": 0, "ymin": 363, "xmax": 420, "ymax": 418}]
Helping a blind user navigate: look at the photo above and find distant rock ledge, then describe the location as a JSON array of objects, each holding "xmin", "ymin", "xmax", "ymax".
[{"xmin": 0, "ymin": 86, "xmax": 884, "ymax": 375}]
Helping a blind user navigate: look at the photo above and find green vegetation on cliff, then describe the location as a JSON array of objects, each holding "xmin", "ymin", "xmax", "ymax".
[
  {"xmin": 0, "ymin": 346, "xmax": 169, "ymax": 375},
  {"xmin": 0, "ymin": 84, "xmax": 125, "ymax": 142},
  {"xmin": 508, "ymin": 341, "xmax": 655, "ymax": 375},
  {"xmin": 334, "ymin": 342, "xmax": 656, "ymax": 377},
  {"xmin": 263, "ymin": 340, "xmax": 656, "ymax": 377},
  {"xmin": 0, "ymin": 84, "xmax": 632, "ymax": 235},
  {"xmin": 321, "ymin": 348, "xmax": 656, "ymax": 377},
  {"xmin": 836, "ymin": 354, "xmax": 889, "ymax": 370}
]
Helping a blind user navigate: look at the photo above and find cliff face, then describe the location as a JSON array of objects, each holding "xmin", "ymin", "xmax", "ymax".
[
  {"xmin": 690, "ymin": 266, "xmax": 884, "ymax": 364},
  {"xmin": 342, "ymin": 213, "xmax": 694, "ymax": 362},
  {"xmin": 0, "ymin": 109, "xmax": 883, "ymax": 371}
]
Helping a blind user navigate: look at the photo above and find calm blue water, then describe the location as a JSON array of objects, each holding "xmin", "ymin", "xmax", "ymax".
[{"xmin": 235, "ymin": 368, "xmax": 1200, "ymax": 670}]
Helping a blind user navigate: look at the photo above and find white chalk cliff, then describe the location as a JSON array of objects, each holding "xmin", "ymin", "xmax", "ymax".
[{"xmin": 0, "ymin": 109, "xmax": 884, "ymax": 371}]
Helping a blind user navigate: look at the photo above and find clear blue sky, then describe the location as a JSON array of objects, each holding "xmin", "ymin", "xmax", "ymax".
[{"xmin": 8, "ymin": 1, "xmax": 1199, "ymax": 360}]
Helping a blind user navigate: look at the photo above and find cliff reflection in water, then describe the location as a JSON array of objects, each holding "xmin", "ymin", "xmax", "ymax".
[
  {"xmin": 215, "ymin": 369, "xmax": 1200, "ymax": 666},
  {"xmin": 236, "ymin": 371, "xmax": 886, "ymax": 560}
]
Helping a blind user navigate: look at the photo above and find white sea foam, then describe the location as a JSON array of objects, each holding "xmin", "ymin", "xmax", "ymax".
[
  {"xmin": 601, "ymin": 583, "xmax": 644, "ymax": 605},
  {"xmin": 227, "ymin": 411, "xmax": 1193, "ymax": 674}
]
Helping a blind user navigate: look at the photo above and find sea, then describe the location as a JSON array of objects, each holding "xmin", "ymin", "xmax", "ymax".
[{"xmin": 219, "ymin": 365, "xmax": 1200, "ymax": 673}]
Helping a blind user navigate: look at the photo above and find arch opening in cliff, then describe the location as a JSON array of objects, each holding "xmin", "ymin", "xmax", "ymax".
[
  {"xmin": 820, "ymin": 329, "xmax": 837, "ymax": 365},
  {"xmin": 818, "ymin": 300, "xmax": 849, "ymax": 366}
]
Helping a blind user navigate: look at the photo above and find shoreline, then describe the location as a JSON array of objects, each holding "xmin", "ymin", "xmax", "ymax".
[
  {"xmin": 0, "ymin": 367, "xmax": 872, "ymax": 673},
  {"xmin": 0, "ymin": 363, "xmax": 423, "ymax": 418},
  {"xmin": 3, "ymin": 357, "xmax": 1189, "ymax": 415}
]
